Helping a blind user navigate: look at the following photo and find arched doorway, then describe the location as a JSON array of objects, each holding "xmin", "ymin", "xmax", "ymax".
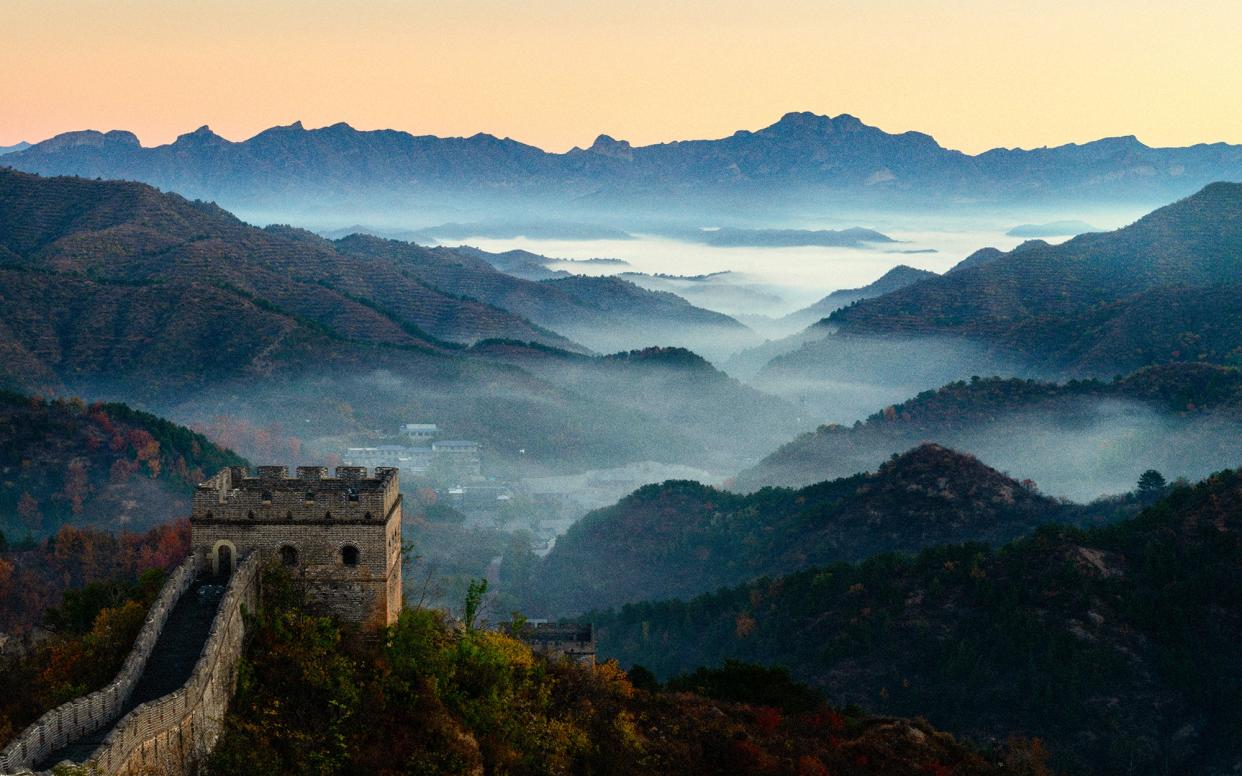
[{"xmin": 211, "ymin": 540, "xmax": 237, "ymax": 577}]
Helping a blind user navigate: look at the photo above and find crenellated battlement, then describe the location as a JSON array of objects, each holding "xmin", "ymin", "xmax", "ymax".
[{"xmin": 192, "ymin": 465, "xmax": 400, "ymax": 525}]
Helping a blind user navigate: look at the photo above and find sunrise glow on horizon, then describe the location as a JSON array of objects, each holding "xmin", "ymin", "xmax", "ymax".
[{"xmin": 4, "ymin": 0, "xmax": 1242, "ymax": 153}]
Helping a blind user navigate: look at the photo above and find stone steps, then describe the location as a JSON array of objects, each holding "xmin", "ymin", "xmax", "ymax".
[{"xmin": 34, "ymin": 578, "xmax": 227, "ymax": 771}]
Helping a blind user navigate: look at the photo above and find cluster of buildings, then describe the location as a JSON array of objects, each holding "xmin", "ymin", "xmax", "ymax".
[{"xmin": 343, "ymin": 423, "xmax": 482, "ymax": 483}]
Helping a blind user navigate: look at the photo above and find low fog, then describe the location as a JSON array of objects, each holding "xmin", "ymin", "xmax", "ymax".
[
  {"xmin": 961, "ymin": 400, "xmax": 1242, "ymax": 501},
  {"xmin": 748, "ymin": 333, "xmax": 1046, "ymax": 425}
]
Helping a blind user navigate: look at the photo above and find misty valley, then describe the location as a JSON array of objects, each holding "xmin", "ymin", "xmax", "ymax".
[{"xmin": 3, "ymin": 107, "xmax": 1242, "ymax": 776}]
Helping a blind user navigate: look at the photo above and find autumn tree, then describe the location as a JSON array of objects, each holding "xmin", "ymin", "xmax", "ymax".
[{"xmin": 17, "ymin": 492, "xmax": 42, "ymax": 531}]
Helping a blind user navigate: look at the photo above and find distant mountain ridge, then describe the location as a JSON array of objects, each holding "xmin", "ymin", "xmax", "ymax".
[
  {"xmin": 828, "ymin": 182, "xmax": 1242, "ymax": 374},
  {"xmin": 330, "ymin": 234, "xmax": 755, "ymax": 360},
  {"xmin": 781, "ymin": 264, "xmax": 938, "ymax": 329},
  {"xmin": 7, "ymin": 112, "xmax": 1242, "ymax": 219}
]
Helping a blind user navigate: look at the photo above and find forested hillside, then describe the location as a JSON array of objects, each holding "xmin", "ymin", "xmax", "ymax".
[
  {"xmin": 0, "ymin": 392, "xmax": 246, "ymax": 537},
  {"xmin": 591, "ymin": 469, "xmax": 1242, "ymax": 773},
  {"xmin": 527, "ymin": 444, "xmax": 1090, "ymax": 615},
  {"xmin": 198, "ymin": 566, "xmax": 1042, "ymax": 776},
  {"xmin": 0, "ymin": 521, "xmax": 189, "ymax": 635},
  {"xmin": 0, "ymin": 171, "xmax": 803, "ymax": 474}
]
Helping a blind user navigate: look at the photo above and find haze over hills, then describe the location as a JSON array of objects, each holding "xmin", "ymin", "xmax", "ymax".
[
  {"xmin": 331, "ymin": 234, "xmax": 757, "ymax": 360},
  {"xmin": 745, "ymin": 182, "xmax": 1242, "ymax": 421},
  {"xmin": 735, "ymin": 364, "xmax": 1242, "ymax": 499},
  {"xmin": 591, "ymin": 468, "xmax": 1242, "ymax": 774},
  {"xmin": 828, "ymin": 182, "xmax": 1242, "ymax": 374},
  {"xmin": 780, "ymin": 264, "xmax": 938, "ymax": 330},
  {"xmin": 527, "ymin": 444, "xmax": 1079, "ymax": 616},
  {"xmin": 6, "ymin": 112, "xmax": 1242, "ymax": 223},
  {"xmin": 0, "ymin": 143, "xmax": 29, "ymax": 157},
  {"xmin": 0, "ymin": 169, "xmax": 801, "ymax": 474}
]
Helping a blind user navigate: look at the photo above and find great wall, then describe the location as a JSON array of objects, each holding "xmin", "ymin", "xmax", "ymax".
[
  {"xmin": 0, "ymin": 552, "xmax": 259, "ymax": 775},
  {"xmin": 0, "ymin": 463, "xmax": 402, "ymax": 776}
]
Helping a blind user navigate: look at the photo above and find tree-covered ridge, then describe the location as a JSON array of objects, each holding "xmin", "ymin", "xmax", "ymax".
[
  {"xmin": 736, "ymin": 363, "xmax": 1242, "ymax": 492},
  {"xmin": 828, "ymin": 182, "xmax": 1242, "ymax": 374},
  {"xmin": 202, "ymin": 565, "xmax": 1041, "ymax": 776},
  {"xmin": 526, "ymin": 444, "xmax": 1084, "ymax": 616},
  {"xmin": 590, "ymin": 468, "xmax": 1242, "ymax": 774},
  {"xmin": 0, "ymin": 392, "xmax": 247, "ymax": 537},
  {"xmin": 0, "ymin": 521, "xmax": 190, "ymax": 634}
]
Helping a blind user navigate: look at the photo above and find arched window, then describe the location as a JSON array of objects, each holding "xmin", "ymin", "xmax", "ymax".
[
  {"xmin": 261, "ymin": 491, "xmax": 273, "ymax": 504},
  {"xmin": 286, "ymin": 511, "xmax": 294, "ymax": 520},
  {"xmin": 347, "ymin": 488, "xmax": 359, "ymax": 503},
  {"xmin": 304, "ymin": 491, "xmax": 316, "ymax": 503},
  {"xmin": 341, "ymin": 545, "xmax": 360, "ymax": 567},
  {"xmin": 324, "ymin": 511, "xmax": 332, "ymax": 520},
  {"xmin": 247, "ymin": 510, "xmax": 255, "ymax": 519},
  {"xmin": 279, "ymin": 545, "xmax": 298, "ymax": 567}
]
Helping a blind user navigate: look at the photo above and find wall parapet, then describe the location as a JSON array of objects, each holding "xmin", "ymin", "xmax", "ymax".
[
  {"xmin": 0, "ymin": 557, "xmax": 199, "ymax": 774},
  {"xmin": 83, "ymin": 552, "xmax": 261, "ymax": 775}
]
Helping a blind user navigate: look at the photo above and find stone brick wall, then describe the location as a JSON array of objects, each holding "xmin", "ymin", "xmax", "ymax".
[
  {"xmin": 82, "ymin": 552, "xmax": 261, "ymax": 776},
  {"xmin": 0, "ymin": 557, "xmax": 198, "ymax": 774},
  {"xmin": 191, "ymin": 465, "xmax": 402, "ymax": 626},
  {"xmin": 192, "ymin": 520, "xmax": 399, "ymax": 626}
]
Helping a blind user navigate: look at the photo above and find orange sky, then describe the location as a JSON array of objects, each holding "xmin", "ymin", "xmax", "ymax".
[{"xmin": 4, "ymin": 0, "xmax": 1241, "ymax": 153}]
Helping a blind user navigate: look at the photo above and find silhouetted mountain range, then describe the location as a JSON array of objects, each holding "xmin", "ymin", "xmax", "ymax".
[{"xmin": 7, "ymin": 112, "xmax": 1242, "ymax": 219}]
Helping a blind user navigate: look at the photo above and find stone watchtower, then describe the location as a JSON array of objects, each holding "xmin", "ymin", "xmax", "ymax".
[{"xmin": 190, "ymin": 465, "xmax": 403, "ymax": 626}]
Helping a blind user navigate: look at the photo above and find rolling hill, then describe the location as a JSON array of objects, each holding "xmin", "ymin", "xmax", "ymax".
[
  {"xmin": 0, "ymin": 392, "xmax": 245, "ymax": 537},
  {"xmin": 0, "ymin": 170, "xmax": 802, "ymax": 473},
  {"xmin": 527, "ymin": 444, "xmax": 1080, "ymax": 616},
  {"xmin": 331, "ymin": 234, "xmax": 755, "ymax": 360},
  {"xmin": 826, "ymin": 182, "xmax": 1242, "ymax": 375},
  {"xmin": 780, "ymin": 264, "xmax": 939, "ymax": 331}
]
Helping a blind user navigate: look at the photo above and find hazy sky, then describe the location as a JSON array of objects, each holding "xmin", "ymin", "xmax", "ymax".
[{"xmin": 4, "ymin": 0, "xmax": 1241, "ymax": 153}]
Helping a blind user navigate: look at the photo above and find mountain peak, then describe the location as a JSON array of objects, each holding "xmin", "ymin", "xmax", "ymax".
[
  {"xmin": 586, "ymin": 134, "xmax": 633, "ymax": 160},
  {"xmin": 33, "ymin": 129, "xmax": 140, "ymax": 153},
  {"xmin": 762, "ymin": 111, "xmax": 867, "ymax": 137},
  {"xmin": 175, "ymin": 125, "xmax": 227, "ymax": 145}
]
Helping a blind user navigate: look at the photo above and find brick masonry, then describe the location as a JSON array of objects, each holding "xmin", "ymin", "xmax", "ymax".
[{"xmin": 190, "ymin": 465, "xmax": 403, "ymax": 626}]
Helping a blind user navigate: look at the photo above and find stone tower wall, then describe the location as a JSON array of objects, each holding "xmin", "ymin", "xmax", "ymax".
[{"xmin": 191, "ymin": 465, "xmax": 402, "ymax": 626}]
